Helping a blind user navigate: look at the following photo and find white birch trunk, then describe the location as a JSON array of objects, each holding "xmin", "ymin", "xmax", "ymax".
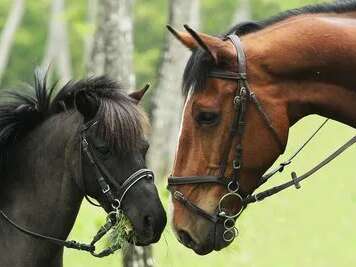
[
  {"xmin": 42, "ymin": 0, "xmax": 72, "ymax": 83},
  {"xmin": 231, "ymin": 0, "xmax": 251, "ymax": 25},
  {"xmin": 0, "ymin": 0, "xmax": 25, "ymax": 85},
  {"xmin": 88, "ymin": 0, "xmax": 105, "ymax": 76},
  {"xmin": 103, "ymin": 0, "xmax": 135, "ymax": 89},
  {"xmin": 87, "ymin": 1, "xmax": 151, "ymax": 266},
  {"xmin": 89, "ymin": 0, "xmax": 135, "ymax": 89},
  {"xmin": 84, "ymin": 0, "xmax": 97, "ymax": 73},
  {"xmin": 148, "ymin": 0, "xmax": 200, "ymax": 178}
]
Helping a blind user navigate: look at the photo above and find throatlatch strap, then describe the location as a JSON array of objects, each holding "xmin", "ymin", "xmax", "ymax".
[{"xmin": 260, "ymin": 118, "xmax": 329, "ymax": 184}]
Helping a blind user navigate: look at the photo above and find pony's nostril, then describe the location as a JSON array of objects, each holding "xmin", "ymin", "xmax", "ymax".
[
  {"xmin": 144, "ymin": 215, "xmax": 153, "ymax": 228},
  {"xmin": 178, "ymin": 230, "xmax": 195, "ymax": 248}
]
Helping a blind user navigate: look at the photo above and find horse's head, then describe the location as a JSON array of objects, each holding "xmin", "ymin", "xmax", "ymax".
[
  {"xmin": 167, "ymin": 26, "xmax": 289, "ymax": 254},
  {"xmin": 71, "ymin": 79, "xmax": 166, "ymax": 246}
]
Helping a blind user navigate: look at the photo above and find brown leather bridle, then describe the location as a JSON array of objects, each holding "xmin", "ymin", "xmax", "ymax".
[
  {"xmin": 167, "ymin": 34, "xmax": 356, "ymax": 243},
  {"xmin": 168, "ymin": 34, "xmax": 284, "ymax": 242}
]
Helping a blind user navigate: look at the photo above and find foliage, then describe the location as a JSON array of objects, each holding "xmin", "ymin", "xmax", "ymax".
[
  {"xmin": 107, "ymin": 210, "xmax": 134, "ymax": 251},
  {"xmin": 0, "ymin": 0, "xmax": 323, "ymax": 102}
]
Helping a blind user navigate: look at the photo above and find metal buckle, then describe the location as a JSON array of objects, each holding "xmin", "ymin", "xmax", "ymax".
[
  {"xmin": 233, "ymin": 96, "xmax": 241, "ymax": 106},
  {"xmin": 82, "ymin": 137, "xmax": 89, "ymax": 148},
  {"xmin": 102, "ymin": 184, "xmax": 110, "ymax": 194},
  {"xmin": 173, "ymin": 191, "xmax": 184, "ymax": 201},
  {"xmin": 233, "ymin": 160, "xmax": 240, "ymax": 170}
]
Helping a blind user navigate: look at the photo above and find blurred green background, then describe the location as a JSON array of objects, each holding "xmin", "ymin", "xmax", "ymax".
[{"xmin": 0, "ymin": 0, "xmax": 354, "ymax": 266}]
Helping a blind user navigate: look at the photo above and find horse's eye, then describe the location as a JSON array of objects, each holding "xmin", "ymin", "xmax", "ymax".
[
  {"xmin": 196, "ymin": 111, "xmax": 220, "ymax": 126},
  {"xmin": 96, "ymin": 145, "xmax": 110, "ymax": 155}
]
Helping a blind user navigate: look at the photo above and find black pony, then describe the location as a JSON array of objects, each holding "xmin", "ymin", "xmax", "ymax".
[{"xmin": 0, "ymin": 70, "xmax": 166, "ymax": 266}]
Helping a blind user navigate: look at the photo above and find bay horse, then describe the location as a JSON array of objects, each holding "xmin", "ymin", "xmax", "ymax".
[
  {"xmin": 167, "ymin": 1, "xmax": 356, "ymax": 255},
  {"xmin": 0, "ymin": 70, "xmax": 166, "ymax": 266}
]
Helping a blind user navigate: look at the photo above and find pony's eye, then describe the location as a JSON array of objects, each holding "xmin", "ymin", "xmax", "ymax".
[
  {"xmin": 195, "ymin": 111, "xmax": 220, "ymax": 126},
  {"xmin": 142, "ymin": 143, "xmax": 149, "ymax": 154},
  {"xmin": 96, "ymin": 145, "xmax": 110, "ymax": 155}
]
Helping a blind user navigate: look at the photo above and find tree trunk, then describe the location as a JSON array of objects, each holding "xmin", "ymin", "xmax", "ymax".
[
  {"xmin": 89, "ymin": 0, "xmax": 135, "ymax": 89},
  {"xmin": 231, "ymin": 0, "xmax": 251, "ymax": 25},
  {"xmin": 42, "ymin": 0, "xmax": 72, "ymax": 83},
  {"xmin": 88, "ymin": 1, "xmax": 152, "ymax": 266},
  {"xmin": 148, "ymin": 0, "xmax": 200, "ymax": 178},
  {"xmin": 0, "ymin": 0, "xmax": 25, "ymax": 86},
  {"xmin": 84, "ymin": 0, "xmax": 97, "ymax": 73}
]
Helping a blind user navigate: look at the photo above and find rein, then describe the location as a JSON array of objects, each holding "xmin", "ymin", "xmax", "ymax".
[
  {"xmin": 0, "ymin": 120, "xmax": 154, "ymax": 257},
  {"xmin": 167, "ymin": 34, "xmax": 356, "ymax": 243}
]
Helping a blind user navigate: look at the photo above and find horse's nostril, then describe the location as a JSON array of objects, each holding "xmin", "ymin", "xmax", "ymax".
[{"xmin": 178, "ymin": 230, "xmax": 195, "ymax": 248}]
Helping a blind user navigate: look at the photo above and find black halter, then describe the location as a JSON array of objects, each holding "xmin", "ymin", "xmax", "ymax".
[
  {"xmin": 0, "ymin": 119, "xmax": 154, "ymax": 257},
  {"xmin": 167, "ymin": 34, "xmax": 356, "ymax": 243}
]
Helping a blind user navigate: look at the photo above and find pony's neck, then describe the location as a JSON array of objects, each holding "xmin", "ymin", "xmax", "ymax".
[
  {"xmin": 0, "ymin": 113, "xmax": 82, "ymax": 265},
  {"xmin": 245, "ymin": 14, "xmax": 356, "ymax": 127}
]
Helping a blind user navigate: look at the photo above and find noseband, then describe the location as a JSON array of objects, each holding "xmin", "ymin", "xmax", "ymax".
[
  {"xmin": 0, "ymin": 119, "xmax": 154, "ymax": 257},
  {"xmin": 167, "ymin": 34, "xmax": 356, "ymax": 243}
]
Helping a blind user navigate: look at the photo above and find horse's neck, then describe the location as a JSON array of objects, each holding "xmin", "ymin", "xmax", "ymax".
[
  {"xmin": 0, "ymin": 114, "xmax": 82, "ymax": 266},
  {"xmin": 246, "ymin": 14, "xmax": 356, "ymax": 127}
]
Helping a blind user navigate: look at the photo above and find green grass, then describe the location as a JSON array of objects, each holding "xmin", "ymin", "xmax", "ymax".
[{"xmin": 64, "ymin": 115, "xmax": 355, "ymax": 267}]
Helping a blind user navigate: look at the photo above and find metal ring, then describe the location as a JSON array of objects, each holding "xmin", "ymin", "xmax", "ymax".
[
  {"xmin": 111, "ymin": 199, "xmax": 121, "ymax": 210},
  {"xmin": 228, "ymin": 181, "xmax": 239, "ymax": 192},
  {"xmin": 224, "ymin": 218, "xmax": 235, "ymax": 230},
  {"xmin": 218, "ymin": 192, "xmax": 243, "ymax": 219},
  {"xmin": 223, "ymin": 228, "xmax": 235, "ymax": 242}
]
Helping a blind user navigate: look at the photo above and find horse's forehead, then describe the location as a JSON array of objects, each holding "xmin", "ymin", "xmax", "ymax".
[{"xmin": 189, "ymin": 79, "xmax": 235, "ymax": 108}]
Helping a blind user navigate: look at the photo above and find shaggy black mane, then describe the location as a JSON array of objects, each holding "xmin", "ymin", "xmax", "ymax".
[
  {"xmin": 0, "ymin": 70, "xmax": 144, "ymax": 161},
  {"xmin": 183, "ymin": 0, "xmax": 356, "ymax": 96}
]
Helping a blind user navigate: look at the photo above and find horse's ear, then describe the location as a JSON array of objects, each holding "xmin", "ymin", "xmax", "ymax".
[
  {"xmin": 129, "ymin": 84, "xmax": 150, "ymax": 104},
  {"xmin": 167, "ymin": 25, "xmax": 199, "ymax": 50},
  {"xmin": 167, "ymin": 24, "xmax": 231, "ymax": 64},
  {"xmin": 75, "ymin": 90, "xmax": 99, "ymax": 121}
]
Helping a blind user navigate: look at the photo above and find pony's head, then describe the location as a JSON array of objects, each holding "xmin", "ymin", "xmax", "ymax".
[
  {"xmin": 57, "ymin": 77, "xmax": 166, "ymax": 245},
  {"xmin": 0, "ymin": 72, "xmax": 166, "ymax": 246},
  {"xmin": 167, "ymin": 26, "xmax": 289, "ymax": 254}
]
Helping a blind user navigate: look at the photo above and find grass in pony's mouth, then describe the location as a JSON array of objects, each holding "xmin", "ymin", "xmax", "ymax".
[{"xmin": 107, "ymin": 211, "xmax": 135, "ymax": 251}]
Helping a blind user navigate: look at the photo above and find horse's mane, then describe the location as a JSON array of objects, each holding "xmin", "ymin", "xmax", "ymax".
[
  {"xmin": 183, "ymin": 0, "xmax": 356, "ymax": 96},
  {"xmin": 0, "ymin": 70, "xmax": 145, "ymax": 165}
]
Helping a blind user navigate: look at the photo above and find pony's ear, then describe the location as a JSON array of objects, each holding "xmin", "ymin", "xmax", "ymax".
[
  {"xmin": 75, "ymin": 91, "xmax": 99, "ymax": 121},
  {"xmin": 129, "ymin": 84, "xmax": 150, "ymax": 104},
  {"xmin": 167, "ymin": 24, "xmax": 232, "ymax": 64}
]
